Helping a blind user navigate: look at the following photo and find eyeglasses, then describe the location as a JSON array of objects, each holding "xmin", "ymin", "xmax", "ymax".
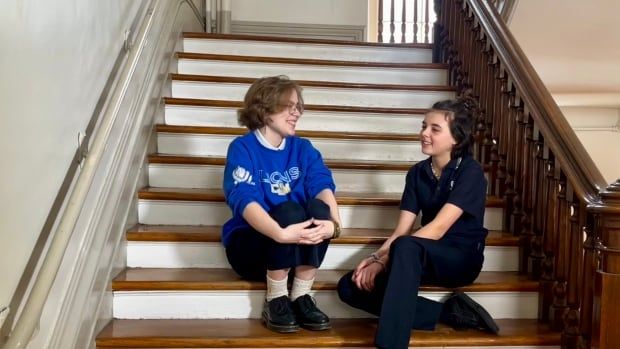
[{"xmin": 280, "ymin": 103, "xmax": 304, "ymax": 115}]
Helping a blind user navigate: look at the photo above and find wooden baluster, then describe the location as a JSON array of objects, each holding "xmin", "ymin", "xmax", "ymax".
[
  {"xmin": 519, "ymin": 114, "xmax": 535, "ymax": 273},
  {"xmin": 378, "ymin": 0, "xmax": 384, "ymax": 42},
  {"xmin": 424, "ymin": 0, "xmax": 430, "ymax": 43},
  {"xmin": 390, "ymin": 0, "xmax": 396, "ymax": 43},
  {"xmin": 528, "ymin": 129, "xmax": 545, "ymax": 280},
  {"xmin": 510, "ymin": 99, "xmax": 525, "ymax": 236},
  {"xmin": 539, "ymin": 150, "xmax": 558, "ymax": 322},
  {"xmin": 550, "ymin": 172, "xmax": 569, "ymax": 330},
  {"xmin": 401, "ymin": 0, "xmax": 407, "ymax": 43},
  {"xmin": 491, "ymin": 68, "xmax": 506, "ymax": 197},
  {"xmin": 579, "ymin": 214, "xmax": 597, "ymax": 349},
  {"xmin": 562, "ymin": 190, "xmax": 584, "ymax": 349},
  {"xmin": 413, "ymin": 0, "xmax": 419, "ymax": 44},
  {"xmin": 501, "ymin": 86, "xmax": 517, "ymax": 232}
]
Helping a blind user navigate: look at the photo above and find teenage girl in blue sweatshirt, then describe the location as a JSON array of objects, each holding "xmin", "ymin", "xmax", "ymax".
[{"xmin": 223, "ymin": 75, "xmax": 341, "ymax": 333}]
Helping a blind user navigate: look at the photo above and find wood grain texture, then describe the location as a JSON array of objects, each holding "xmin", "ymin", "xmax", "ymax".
[
  {"xmin": 155, "ymin": 124, "xmax": 421, "ymax": 141},
  {"xmin": 148, "ymin": 154, "xmax": 415, "ymax": 171},
  {"xmin": 97, "ymin": 318, "xmax": 560, "ymax": 348},
  {"xmin": 183, "ymin": 31, "xmax": 434, "ymax": 49},
  {"xmin": 177, "ymin": 52, "xmax": 448, "ymax": 69},
  {"xmin": 127, "ymin": 224, "xmax": 517, "ymax": 246},
  {"xmin": 112, "ymin": 268, "xmax": 537, "ymax": 292},
  {"xmin": 138, "ymin": 187, "xmax": 504, "ymax": 207},
  {"xmin": 171, "ymin": 74, "xmax": 456, "ymax": 92},
  {"xmin": 163, "ymin": 97, "xmax": 431, "ymax": 115}
]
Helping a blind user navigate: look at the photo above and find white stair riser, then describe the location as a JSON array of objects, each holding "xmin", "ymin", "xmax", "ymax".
[
  {"xmin": 138, "ymin": 200, "xmax": 504, "ymax": 231},
  {"xmin": 149, "ymin": 165, "xmax": 407, "ymax": 193},
  {"xmin": 183, "ymin": 38, "xmax": 433, "ymax": 64},
  {"xmin": 127, "ymin": 242, "xmax": 519, "ymax": 272},
  {"xmin": 178, "ymin": 60, "xmax": 447, "ymax": 86},
  {"xmin": 113, "ymin": 290, "xmax": 538, "ymax": 320},
  {"xmin": 157, "ymin": 133, "xmax": 425, "ymax": 162},
  {"xmin": 165, "ymin": 106, "xmax": 425, "ymax": 133},
  {"xmin": 171, "ymin": 81, "xmax": 455, "ymax": 109}
]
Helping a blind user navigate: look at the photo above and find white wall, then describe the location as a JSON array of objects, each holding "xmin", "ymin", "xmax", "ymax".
[
  {"xmin": 560, "ymin": 106, "xmax": 620, "ymax": 185},
  {"xmin": 231, "ymin": 0, "xmax": 367, "ymax": 26},
  {"xmin": 0, "ymin": 0, "xmax": 147, "ymax": 317}
]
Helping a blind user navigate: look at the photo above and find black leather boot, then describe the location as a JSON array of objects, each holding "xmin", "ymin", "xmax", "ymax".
[
  {"xmin": 262, "ymin": 295, "xmax": 299, "ymax": 333},
  {"xmin": 292, "ymin": 294, "xmax": 331, "ymax": 330},
  {"xmin": 441, "ymin": 291, "xmax": 500, "ymax": 334}
]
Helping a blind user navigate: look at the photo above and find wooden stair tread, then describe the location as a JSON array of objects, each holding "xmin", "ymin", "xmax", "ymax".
[
  {"xmin": 183, "ymin": 32, "xmax": 434, "ymax": 49},
  {"xmin": 177, "ymin": 52, "xmax": 448, "ymax": 69},
  {"xmin": 171, "ymin": 74, "xmax": 456, "ymax": 92},
  {"xmin": 127, "ymin": 224, "xmax": 518, "ymax": 246},
  {"xmin": 97, "ymin": 318, "xmax": 559, "ymax": 348},
  {"xmin": 149, "ymin": 154, "xmax": 416, "ymax": 171},
  {"xmin": 112, "ymin": 268, "xmax": 537, "ymax": 292},
  {"xmin": 164, "ymin": 97, "xmax": 430, "ymax": 114},
  {"xmin": 156, "ymin": 124, "xmax": 421, "ymax": 141},
  {"xmin": 138, "ymin": 187, "xmax": 505, "ymax": 207}
]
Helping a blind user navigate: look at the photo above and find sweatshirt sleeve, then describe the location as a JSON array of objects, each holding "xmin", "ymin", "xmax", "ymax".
[
  {"xmin": 223, "ymin": 139, "xmax": 266, "ymax": 217},
  {"xmin": 302, "ymin": 139, "xmax": 336, "ymax": 198}
]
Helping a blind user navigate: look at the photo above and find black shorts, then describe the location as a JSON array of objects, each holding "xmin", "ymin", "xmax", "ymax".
[{"xmin": 225, "ymin": 199, "xmax": 332, "ymax": 281}]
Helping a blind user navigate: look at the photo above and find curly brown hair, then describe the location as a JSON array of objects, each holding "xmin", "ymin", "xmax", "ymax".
[{"xmin": 237, "ymin": 75, "xmax": 304, "ymax": 130}]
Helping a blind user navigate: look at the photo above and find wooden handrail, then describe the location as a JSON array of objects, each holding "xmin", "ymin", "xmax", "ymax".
[{"xmin": 434, "ymin": 1, "xmax": 620, "ymax": 348}]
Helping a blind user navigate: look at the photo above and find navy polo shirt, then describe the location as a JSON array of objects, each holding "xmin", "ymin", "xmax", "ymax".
[{"xmin": 400, "ymin": 155, "xmax": 488, "ymax": 246}]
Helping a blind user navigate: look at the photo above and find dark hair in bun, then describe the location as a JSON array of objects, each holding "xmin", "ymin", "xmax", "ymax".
[{"xmin": 430, "ymin": 97, "xmax": 476, "ymax": 158}]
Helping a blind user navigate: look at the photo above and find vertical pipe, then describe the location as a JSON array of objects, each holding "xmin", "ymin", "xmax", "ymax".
[
  {"xmin": 390, "ymin": 0, "xmax": 396, "ymax": 43},
  {"xmin": 378, "ymin": 0, "xmax": 384, "ymax": 42},
  {"xmin": 401, "ymin": 0, "xmax": 407, "ymax": 42}
]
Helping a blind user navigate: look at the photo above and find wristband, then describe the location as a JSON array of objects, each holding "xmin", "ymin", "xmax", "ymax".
[{"xmin": 331, "ymin": 219, "xmax": 341, "ymax": 239}]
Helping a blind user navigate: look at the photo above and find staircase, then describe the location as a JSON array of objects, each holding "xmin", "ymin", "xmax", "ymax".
[{"xmin": 96, "ymin": 33, "xmax": 560, "ymax": 348}]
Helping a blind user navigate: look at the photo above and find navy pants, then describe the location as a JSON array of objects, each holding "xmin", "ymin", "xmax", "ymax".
[
  {"xmin": 225, "ymin": 199, "xmax": 332, "ymax": 281},
  {"xmin": 337, "ymin": 235, "xmax": 484, "ymax": 349}
]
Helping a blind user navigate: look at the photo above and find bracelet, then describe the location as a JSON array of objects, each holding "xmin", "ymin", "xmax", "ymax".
[
  {"xmin": 371, "ymin": 259, "xmax": 386, "ymax": 270},
  {"xmin": 331, "ymin": 219, "xmax": 341, "ymax": 239}
]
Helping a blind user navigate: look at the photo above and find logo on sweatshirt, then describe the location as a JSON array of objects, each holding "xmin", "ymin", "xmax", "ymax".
[
  {"xmin": 260, "ymin": 167, "xmax": 300, "ymax": 195},
  {"xmin": 232, "ymin": 166, "xmax": 255, "ymax": 185}
]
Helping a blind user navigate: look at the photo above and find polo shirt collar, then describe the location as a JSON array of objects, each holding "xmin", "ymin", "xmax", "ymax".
[{"xmin": 253, "ymin": 129, "xmax": 286, "ymax": 151}]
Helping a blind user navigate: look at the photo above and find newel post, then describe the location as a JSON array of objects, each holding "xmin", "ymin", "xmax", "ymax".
[{"xmin": 590, "ymin": 180, "xmax": 620, "ymax": 349}]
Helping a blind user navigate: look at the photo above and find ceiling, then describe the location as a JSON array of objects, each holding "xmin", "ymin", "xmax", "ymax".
[{"xmin": 509, "ymin": 0, "xmax": 620, "ymax": 97}]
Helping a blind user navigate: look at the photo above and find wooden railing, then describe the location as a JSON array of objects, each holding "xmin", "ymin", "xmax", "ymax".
[
  {"xmin": 378, "ymin": 0, "xmax": 436, "ymax": 43},
  {"xmin": 433, "ymin": 1, "xmax": 620, "ymax": 348}
]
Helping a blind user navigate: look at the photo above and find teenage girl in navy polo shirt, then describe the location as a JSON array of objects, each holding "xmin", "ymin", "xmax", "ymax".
[
  {"xmin": 223, "ymin": 76, "xmax": 342, "ymax": 334},
  {"xmin": 337, "ymin": 99, "xmax": 498, "ymax": 349}
]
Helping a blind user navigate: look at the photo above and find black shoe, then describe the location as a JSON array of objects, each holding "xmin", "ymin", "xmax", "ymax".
[
  {"xmin": 262, "ymin": 295, "xmax": 299, "ymax": 333},
  {"xmin": 291, "ymin": 294, "xmax": 331, "ymax": 330},
  {"xmin": 442, "ymin": 291, "xmax": 500, "ymax": 334}
]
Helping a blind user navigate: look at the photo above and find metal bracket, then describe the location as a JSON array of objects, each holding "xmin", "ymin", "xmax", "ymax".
[
  {"xmin": 0, "ymin": 306, "xmax": 9, "ymax": 328},
  {"xmin": 77, "ymin": 132, "xmax": 88, "ymax": 168},
  {"xmin": 123, "ymin": 29, "xmax": 133, "ymax": 52}
]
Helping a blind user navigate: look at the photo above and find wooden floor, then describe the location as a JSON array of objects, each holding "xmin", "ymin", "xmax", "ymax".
[{"xmin": 96, "ymin": 318, "xmax": 560, "ymax": 348}]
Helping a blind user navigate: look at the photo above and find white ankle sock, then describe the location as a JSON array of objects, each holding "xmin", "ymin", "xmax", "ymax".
[
  {"xmin": 266, "ymin": 275, "xmax": 288, "ymax": 301},
  {"xmin": 290, "ymin": 277, "xmax": 314, "ymax": 301}
]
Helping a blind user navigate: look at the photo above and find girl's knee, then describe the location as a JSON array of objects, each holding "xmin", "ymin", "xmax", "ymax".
[
  {"xmin": 306, "ymin": 198, "xmax": 330, "ymax": 220},
  {"xmin": 336, "ymin": 271, "xmax": 356, "ymax": 302},
  {"xmin": 269, "ymin": 201, "xmax": 307, "ymax": 226}
]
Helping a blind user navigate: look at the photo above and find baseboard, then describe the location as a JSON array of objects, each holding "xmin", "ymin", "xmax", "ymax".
[
  {"xmin": 20, "ymin": 1, "xmax": 204, "ymax": 348},
  {"xmin": 231, "ymin": 20, "xmax": 365, "ymax": 41}
]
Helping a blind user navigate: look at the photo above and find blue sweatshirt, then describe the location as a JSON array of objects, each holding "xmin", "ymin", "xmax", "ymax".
[{"xmin": 221, "ymin": 132, "xmax": 336, "ymax": 247}]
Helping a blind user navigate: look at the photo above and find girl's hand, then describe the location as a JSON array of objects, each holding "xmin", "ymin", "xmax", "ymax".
[
  {"xmin": 277, "ymin": 219, "xmax": 321, "ymax": 244},
  {"xmin": 352, "ymin": 260, "xmax": 384, "ymax": 291},
  {"xmin": 312, "ymin": 218, "xmax": 336, "ymax": 240}
]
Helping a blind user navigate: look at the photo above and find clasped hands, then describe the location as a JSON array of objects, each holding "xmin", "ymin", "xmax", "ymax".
[
  {"xmin": 276, "ymin": 218, "xmax": 335, "ymax": 245},
  {"xmin": 352, "ymin": 253, "xmax": 386, "ymax": 291}
]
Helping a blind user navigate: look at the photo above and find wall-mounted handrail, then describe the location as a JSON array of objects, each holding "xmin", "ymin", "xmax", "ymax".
[{"xmin": 1, "ymin": 2, "xmax": 163, "ymax": 348}]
